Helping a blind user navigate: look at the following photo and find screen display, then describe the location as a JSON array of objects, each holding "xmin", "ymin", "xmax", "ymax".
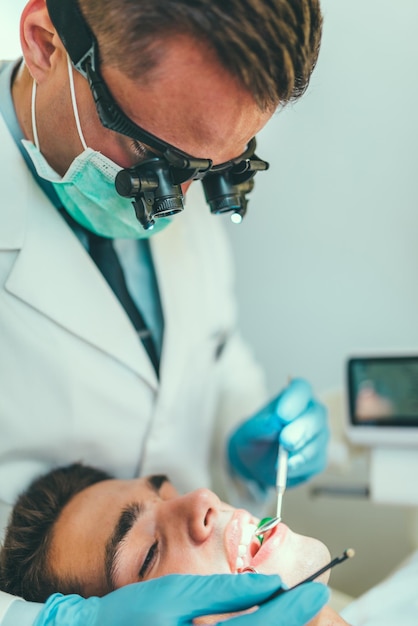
[{"xmin": 347, "ymin": 356, "xmax": 418, "ymax": 427}]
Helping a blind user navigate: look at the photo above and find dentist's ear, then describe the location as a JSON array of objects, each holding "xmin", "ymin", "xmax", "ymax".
[{"xmin": 19, "ymin": 0, "xmax": 64, "ymax": 83}]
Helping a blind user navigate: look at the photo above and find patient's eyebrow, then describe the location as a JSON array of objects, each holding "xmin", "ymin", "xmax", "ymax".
[
  {"xmin": 104, "ymin": 475, "xmax": 169, "ymax": 590},
  {"xmin": 147, "ymin": 474, "xmax": 169, "ymax": 492}
]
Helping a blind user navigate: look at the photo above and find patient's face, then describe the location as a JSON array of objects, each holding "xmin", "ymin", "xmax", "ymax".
[{"xmin": 49, "ymin": 476, "xmax": 330, "ymax": 597}]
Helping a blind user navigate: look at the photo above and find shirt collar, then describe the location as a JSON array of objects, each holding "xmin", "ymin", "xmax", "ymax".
[{"xmin": 0, "ymin": 59, "xmax": 62, "ymax": 210}]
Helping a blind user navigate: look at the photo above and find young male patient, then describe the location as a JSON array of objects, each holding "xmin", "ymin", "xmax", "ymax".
[{"xmin": 0, "ymin": 464, "xmax": 349, "ymax": 625}]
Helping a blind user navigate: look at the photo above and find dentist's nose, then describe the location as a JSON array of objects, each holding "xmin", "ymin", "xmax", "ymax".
[
  {"xmin": 165, "ymin": 488, "xmax": 220, "ymax": 544},
  {"xmin": 181, "ymin": 181, "xmax": 194, "ymax": 195}
]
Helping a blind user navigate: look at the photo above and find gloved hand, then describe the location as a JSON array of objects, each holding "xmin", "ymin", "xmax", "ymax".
[
  {"xmin": 32, "ymin": 574, "xmax": 329, "ymax": 626},
  {"xmin": 228, "ymin": 378, "xmax": 329, "ymax": 490}
]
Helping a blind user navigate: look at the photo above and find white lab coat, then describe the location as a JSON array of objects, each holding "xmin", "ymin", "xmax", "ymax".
[
  {"xmin": 0, "ymin": 110, "xmax": 270, "ymax": 616},
  {"xmin": 0, "ymin": 110, "xmax": 269, "ymax": 529}
]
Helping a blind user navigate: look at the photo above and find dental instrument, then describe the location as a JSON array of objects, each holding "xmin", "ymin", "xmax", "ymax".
[
  {"xmin": 290, "ymin": 548, "xmax": 355, "ymax": 589},
  {"xmin": 257, "ymin": 549, "xmax": 356, "ymax": 604},
  {"xmin": 255, "ymin": 447, "xmax": 288, "ymax": 537}
]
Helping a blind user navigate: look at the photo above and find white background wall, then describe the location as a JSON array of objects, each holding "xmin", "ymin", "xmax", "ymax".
[
  {"xmin": 0, "ymin": 4, "xmax": 23, "ymax": 58},
  {"xmin": 224, "ymin": 0, "xmax": 418, "ymax": 397},
  {"xmin": 2, "ymin": 0, "xmax": 418, "ymax": 599}
]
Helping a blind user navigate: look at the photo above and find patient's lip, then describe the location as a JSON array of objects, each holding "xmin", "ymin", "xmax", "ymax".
[{"xmin": 250, "ymin": 522, "xmax": 288, "ymax": 569}]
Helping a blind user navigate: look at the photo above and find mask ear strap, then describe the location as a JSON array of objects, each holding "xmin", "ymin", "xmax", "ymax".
[
  {"xmin": 31, "ymin": 80, "xmax": 40, "ymax": 150},
  {"xmin": 67, "ymin": 54, "xmax": 88, "ymax": 150}
]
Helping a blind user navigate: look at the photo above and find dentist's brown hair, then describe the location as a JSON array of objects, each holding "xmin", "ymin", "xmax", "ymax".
[{"xmin": 76, "ymin": 0, "xmax": 323, "ymax": 110}]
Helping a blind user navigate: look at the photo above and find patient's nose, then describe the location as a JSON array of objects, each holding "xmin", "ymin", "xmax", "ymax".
[{"xmin": 164, "ymin": 488, "xmax": 220, "ymax": 544}]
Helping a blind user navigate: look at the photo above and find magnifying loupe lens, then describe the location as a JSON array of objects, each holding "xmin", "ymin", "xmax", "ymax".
[
  {"xmin": 208, "ymin": 194, "xmax": 242, "ymax": 214},
  {"xmin": 202, "ymin": 174, "xmax": 242, "ymax": 214},
  {"xmin": 153, "ymin": 196, "xmax": 184, "ymax": 217}
]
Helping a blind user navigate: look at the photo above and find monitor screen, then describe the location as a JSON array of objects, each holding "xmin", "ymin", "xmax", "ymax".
[{"xmin": 346, "ymin": 355, "xmax": 418, "ymax": 446}]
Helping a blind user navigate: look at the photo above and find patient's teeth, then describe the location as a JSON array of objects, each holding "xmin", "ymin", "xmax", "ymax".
[
  {"xmin": 241, "ymin": 524, "xmax": 257, "ymax": 545},
  {"xmin": 238, "ymin": 544, "xmax": 247, "ymax": 557},
  {"xmin": 234, "ymin": 522, "xmax": 259, "ymax": 572}
]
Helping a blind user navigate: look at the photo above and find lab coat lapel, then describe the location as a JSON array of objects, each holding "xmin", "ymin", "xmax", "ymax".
[{"xmin": 4, "ymin": 175, "xmax": 158, "ymax": 388}]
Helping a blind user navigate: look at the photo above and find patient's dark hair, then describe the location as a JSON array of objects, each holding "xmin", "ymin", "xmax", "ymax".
[{"xmin": 0, "ymin": 463, "xmax": 111, "ymax": 602}]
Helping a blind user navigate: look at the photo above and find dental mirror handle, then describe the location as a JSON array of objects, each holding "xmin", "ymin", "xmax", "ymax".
[{"xmin": 275, "ymin": 447, "xmax": 288, "ymax": 520}]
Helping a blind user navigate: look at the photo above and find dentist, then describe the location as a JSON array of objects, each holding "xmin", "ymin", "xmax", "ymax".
[{"xmin": 0, "ymin": 0, "xmax": 329, "ymax": 625}]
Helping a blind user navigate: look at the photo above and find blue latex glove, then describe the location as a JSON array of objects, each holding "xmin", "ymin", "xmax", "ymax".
[
  {"xmin": 32, "ymin": 574, "xmax": 329, "ymax": 626},
  {"xmin": 228, "ymin": 378, "xmax": 329, "ymax": 490}
]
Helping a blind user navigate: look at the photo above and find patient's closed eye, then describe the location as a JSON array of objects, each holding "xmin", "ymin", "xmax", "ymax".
[{"xmin": 139, "ymin": 540, "xmax": 159, "ymax": 579}]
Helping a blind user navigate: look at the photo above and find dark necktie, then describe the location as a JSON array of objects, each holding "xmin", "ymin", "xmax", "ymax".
[{"xmin": 88, "ymin": 232, "xmax": 160, "ymax": 375}]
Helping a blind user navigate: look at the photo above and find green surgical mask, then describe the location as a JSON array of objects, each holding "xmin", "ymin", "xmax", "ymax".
[{"xmin": 23, "ymin": 56, "xmax": 171, "ymax": 239}]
